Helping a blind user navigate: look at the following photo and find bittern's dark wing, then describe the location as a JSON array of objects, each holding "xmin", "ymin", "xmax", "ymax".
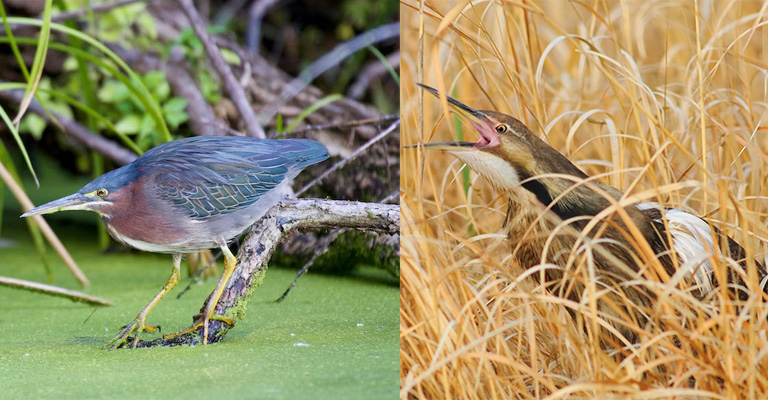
[{"xmin": 142, "ymin": 136, "xmax": 328, "ymax": 219}]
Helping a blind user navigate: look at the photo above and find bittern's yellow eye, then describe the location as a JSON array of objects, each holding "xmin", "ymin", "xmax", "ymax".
[
  {"xmin": 495, "ymin": 125, "xmax": 507, "ymax": 133},
  {"xmin": 96, "ymin": 188, "xmax": 108, "ymax": 198}
]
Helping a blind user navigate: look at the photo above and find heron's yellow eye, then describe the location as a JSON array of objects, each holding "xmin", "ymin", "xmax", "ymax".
[
  {"xmin": 96, "ymin": 188, "xmax": 108, "ymax": 198},
  {"xmin": 495, "ymin": 124, "xmax": 507, "ymax": 133}
]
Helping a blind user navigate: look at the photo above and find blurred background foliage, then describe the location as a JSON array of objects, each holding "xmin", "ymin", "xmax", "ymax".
[
  {"xmin": 0, "ymin": 0, "xmax": 399, "ymax": 280},
  {"xmin": 4, "ymin": 0, "xmax": 397, "ymax": 170}
]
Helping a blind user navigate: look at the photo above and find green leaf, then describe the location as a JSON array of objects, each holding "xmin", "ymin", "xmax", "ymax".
[
  {"xmin": 198, "ymin": 72, "xmax": 221, "ymax": 103},
  {"xmin": 96, "ymin": 81, "xmax": 115, "ymax": 102},
  {"xmin": 178, "ymin": 27, "xmax": 203, "ymax": 55},
  {"xmin": 207, "ymin": 25, "xmax": 228, "ymax": 35},
  {"xmin": 47, "ymin": 100, "xmax": 73, "ymax": 120},
  {"xmin": 138, "ymin": 114, "xmax": 157, "ymax": 148},
  {"xmin": 142, "ymin": 71, "xmax": 165, "ymax": 90},
  {"xmin": 275, "ymin": 113, "xmax": 284, "ymax": 133},
  {"xmin": 136, "ymin": 12, "xmax": 157, "ymax": 39},
  {"xmin": 33, "ymin": 77, "xmax": 53, "ymax": 101},
  {"xmin": 336, "ymin": 23, "xmax": 354, "ymax": 41},
  {"xmin": 97, "ymin": 79, "xmax": 131, "ymax": 103},
  {"xmin": 61, "ymin": 55, "xmax": 79, "ymax": 71},
  {"xmin": 163, "ymin": 97, "xmax": 188, "ymax": 113},
  {"xmin": 221, "ymin": 48, "xmax": 241, "ymax": 66},
  {"xmin": 19, "ymin": 114, "xmax": 46, "ymax": 139},
  {"xmin": 153, "ymin": 80, "xmax": 170, "ymax": 101},
  {"xmin": 114, "ymin": 114, "xmax": 142, "ymax": 135},
  {"xmin": 162, "ymin": 97, "xmax": 189, "ymax": 129}
]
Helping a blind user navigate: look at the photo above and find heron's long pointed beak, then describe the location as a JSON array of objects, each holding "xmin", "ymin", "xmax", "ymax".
[
  {"xmin": 21, "ymin": 193, "xmax": 93, "ymax": 218},
  {"xmin": 416, "ymin": 83, "xmax": 501, "ymax": 148}
]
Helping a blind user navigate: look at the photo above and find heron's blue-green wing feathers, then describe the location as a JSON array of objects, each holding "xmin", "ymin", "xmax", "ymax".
[{"xmin": 146, "ymin": 137, "xmax": 328, "ymax": 219}]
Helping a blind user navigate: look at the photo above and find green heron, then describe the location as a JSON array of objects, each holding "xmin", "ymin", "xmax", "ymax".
[
  {"xmin": 414, "ymin": 84, "xmax": 766, "ymax": 328},
  {"xmin": 22, "ymin": 136, "xmax": 328, "ymax": 348}
]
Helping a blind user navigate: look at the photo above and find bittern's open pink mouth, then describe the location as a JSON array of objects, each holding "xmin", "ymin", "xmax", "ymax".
[
  {"xmin": 470, "ymin": 121, "xmax": 501, "ymax": 148},
  {"xmin": 417, "ymin": 83, "xmax": 501, "ymax": 150}
]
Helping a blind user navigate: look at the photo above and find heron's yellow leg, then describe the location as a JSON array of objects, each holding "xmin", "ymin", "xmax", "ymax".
[
  {"xmin": 105, "ymin": 254, "xmax": 182, "ymax": 350},
  {"xmin": 201, "ymin": 241, "xmax": 237, "ymax": 344},
  {"xmin": 163, "ymin": 239, "xmax": 236, "ymax": 344}
]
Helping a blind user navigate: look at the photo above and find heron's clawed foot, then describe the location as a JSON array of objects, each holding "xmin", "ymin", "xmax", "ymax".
[
  {"xmin": 163, "ymin": 313, "xmax": 235, "ymax": 344},
  {"xmin": 104, "ymin": 317, "xmax": 160, "ymax": 350}
]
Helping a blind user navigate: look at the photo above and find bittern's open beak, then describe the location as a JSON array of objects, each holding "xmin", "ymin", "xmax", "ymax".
[
  {"xmin": 416, "ymin": 83, "xmax": 501, "ymax": 149},
  {"xmin": 21, "ymin": 192, "xmax": 94, "ymax": 217}
]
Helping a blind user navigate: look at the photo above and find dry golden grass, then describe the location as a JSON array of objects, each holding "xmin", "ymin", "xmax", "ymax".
[{"xmin": 400, "ymin": 0, "xmax": 768, "ymax": 398}]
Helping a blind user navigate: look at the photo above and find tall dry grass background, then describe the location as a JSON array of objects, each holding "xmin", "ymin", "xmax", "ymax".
[{"xmin": 400, "ymin": 0, "xmax": 768, "ymax": 398}]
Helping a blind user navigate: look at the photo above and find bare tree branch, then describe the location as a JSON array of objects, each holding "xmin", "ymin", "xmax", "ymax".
[
  {"xmin": 276, "ymin": 189, "xmax": 400, "ymax": 302},
  {"xmin": 0, "ymin": 276, "xmax": 113, "ymax": 306},
  {"xmin": 283, "ymin": 114, "xmax": 399, "ymax": 137},
  {"xmin": 245, "ymin": 0, "xmax": 282, "ymax": 55},
  {"xmin": 177, "ymin": 0, "xmax": 265, "ymax": 138},
  {"xmin": 257, "ymin": 22, "xmax": 399, "ymax": 125},
  {"xmin": 212, "ymin": 0, "xmax": 250, "ymax": 25}
]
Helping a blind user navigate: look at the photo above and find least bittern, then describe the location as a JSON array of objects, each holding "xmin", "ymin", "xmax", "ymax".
[{"xmin": 412, "ymin": 83, "xmax": 767, "ymax": 339}]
